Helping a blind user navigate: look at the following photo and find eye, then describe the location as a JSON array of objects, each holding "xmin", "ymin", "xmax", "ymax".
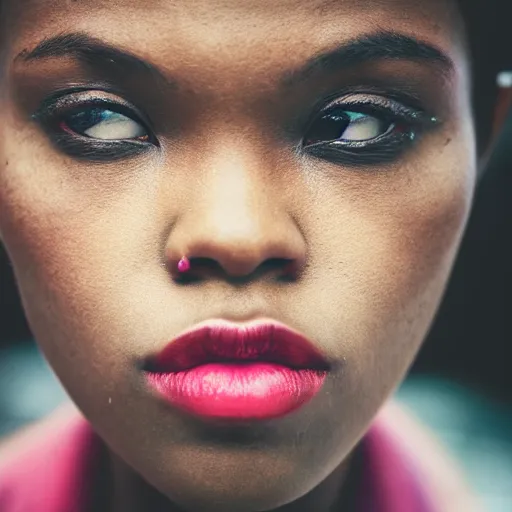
[
  {"xmin": 301, "ymin": 95, "xmax": 437, "ymax": 166},
  {"xmin": 303, "ymin": 108, "xmax": 393, "ymax": 146},
  {"xmin": 33, "ymin": 90, "xmax": 158, "ymax": 161},
  {"xmin": 61, "ymin": 107, "xmax": 149, "ymax": 141}
]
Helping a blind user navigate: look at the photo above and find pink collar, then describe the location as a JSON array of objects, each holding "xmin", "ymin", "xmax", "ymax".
[
  {"xmin": 0, "ymin": 409, "xmax": 434, "ymax": 512},
  {"xmin": 358, "ymin": 421, "xmax": 433, "ymax": 511},
  {"xmin": 0, "ymin": 411, "xmax": 100, "ymax": 512}
]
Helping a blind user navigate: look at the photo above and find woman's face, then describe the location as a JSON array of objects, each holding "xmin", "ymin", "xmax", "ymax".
[{"xmin": 0, "ymin": 0, "xmax": 476, "ymax": 510}]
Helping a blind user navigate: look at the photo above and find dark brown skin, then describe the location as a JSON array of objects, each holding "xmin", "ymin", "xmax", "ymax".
[{"xmin": 0, "ymin": 1, "xmax": 488, "ymax": 511}]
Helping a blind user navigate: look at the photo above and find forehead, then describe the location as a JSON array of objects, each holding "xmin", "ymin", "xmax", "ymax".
[{"xmin": 4, "ymin": 0, "xmax": 466, "ymax": 68}]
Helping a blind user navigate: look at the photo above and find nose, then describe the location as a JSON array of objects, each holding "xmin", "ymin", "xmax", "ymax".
[{"xmin": 165, "ymin": 154, "xmax": 306, "ymax": 281}]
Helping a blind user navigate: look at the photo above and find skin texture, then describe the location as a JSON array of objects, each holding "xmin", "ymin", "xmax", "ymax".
[{"xmin": 0, "ymin": 0, "xmax": 484, "ymax": 511}]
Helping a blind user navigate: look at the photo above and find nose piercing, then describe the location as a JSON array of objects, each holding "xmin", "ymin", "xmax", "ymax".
[{"xmin": 177, "ymin": 256, "xmax": 191, "ymax": 273}]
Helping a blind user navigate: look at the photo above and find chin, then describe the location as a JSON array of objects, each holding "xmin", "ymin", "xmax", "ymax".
[{"xmin": 135, "ymin": 445, "xmax": 330, "ymax": 512}]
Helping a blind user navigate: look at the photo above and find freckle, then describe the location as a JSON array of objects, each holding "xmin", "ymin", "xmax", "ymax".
[{"xmin": 5, "ymin": 160, "xmax": 8, "ymax": 166}]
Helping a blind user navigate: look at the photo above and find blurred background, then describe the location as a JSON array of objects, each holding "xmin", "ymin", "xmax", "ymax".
[{"xmin": 1, "ymin": 81, "xmax": 511, "ymax": 510}]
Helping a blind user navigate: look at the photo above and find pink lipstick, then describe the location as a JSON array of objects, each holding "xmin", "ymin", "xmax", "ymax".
[{"xmin": 145, "ymin": 321, "xmax": 329, "ymax": 421}]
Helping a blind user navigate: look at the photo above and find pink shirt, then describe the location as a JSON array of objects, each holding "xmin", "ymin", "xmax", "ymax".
[{"xmin": 0, "ymin": 403, "xmax": 479, "ymax": 512}]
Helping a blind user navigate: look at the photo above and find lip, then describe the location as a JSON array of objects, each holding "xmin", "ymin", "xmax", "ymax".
[{"xmin": 144, "ymin": 320, "xmax": 330, "ymax": 421}]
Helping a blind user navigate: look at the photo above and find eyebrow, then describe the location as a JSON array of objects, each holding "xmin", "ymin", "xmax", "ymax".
[
  {"xmin": 282, "ymin": 31, "xmax": 454, "ymax": 86},
  {"xmin": 16, "ymin": 32, "xmax": 173, "ymax": 87},
  {"xmin": 16, "ymin": 30, "xmax": 453, "ymax": 87}
]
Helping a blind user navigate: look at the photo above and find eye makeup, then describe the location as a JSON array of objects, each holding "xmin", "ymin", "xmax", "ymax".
[
  {"xmin": 301, "ymin": 92, "xmax": 439, "ymax": 166},
  {"xmin": 32, "ymin": 89, "xmax": 159, "ymax": 162},
  {"xmin": 30, "ymin": 81, "xmax": 440, "ymax": 168}
]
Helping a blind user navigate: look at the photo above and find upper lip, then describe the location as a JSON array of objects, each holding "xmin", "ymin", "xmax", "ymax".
[{"xmin": 147, "ymin": 320, "xmax": 330, "ymax": 372}]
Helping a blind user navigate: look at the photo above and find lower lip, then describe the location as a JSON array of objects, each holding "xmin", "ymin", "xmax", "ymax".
[{"xmin": 146, "ymin": 363, "xmax": 326, "ymax": 421}]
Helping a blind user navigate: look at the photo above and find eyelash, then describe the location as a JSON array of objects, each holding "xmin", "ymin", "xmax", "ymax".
[
  {"xmin": 300, "ymin": 95, "xmax": 436, "ymax": 166},
  {"xmin": 33, "ymin": 93, "xmax": 158, "ymax": 162},
  {"xmin": 33, "ymin": 90, "xmax": 437, "ymax": 165}
]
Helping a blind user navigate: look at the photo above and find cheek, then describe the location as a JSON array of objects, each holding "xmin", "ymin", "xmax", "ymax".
[
  {"xmin": 0, "ymin": 142, "xmax": 148, "ymax": 379},
  {"xmin": 296, "ymin": 141, "xmax": 476, "ymax": 409}
]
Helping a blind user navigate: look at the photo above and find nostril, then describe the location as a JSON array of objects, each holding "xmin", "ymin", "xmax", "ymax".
[
  {"xmin": 244, "ymin": 258, "xmax": 300, "ymax": 283},
  {"xmin": 276, "ymin": 258, "xmax": 302, "ymax": 282},
  {"xmin": 169, "ymin": 257, "xmax": 299, "ymax": 284},
  {"xmin": 259, "ymin": 258, "xmax": 296, "ymax": 277},
  {"xmin": 171, "ymin": 257, "xmax": 219, "ymax": 283}
]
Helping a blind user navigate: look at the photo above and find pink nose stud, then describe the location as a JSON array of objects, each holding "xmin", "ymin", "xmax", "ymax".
[{"xmin": 177, "ymin": 256, "xmax": 191, "ymax": 273}]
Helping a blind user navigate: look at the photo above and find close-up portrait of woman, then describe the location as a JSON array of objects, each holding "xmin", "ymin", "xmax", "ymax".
[{"xmin": 0, "ymin": 0, "xmax": 510, "ymax": 511}]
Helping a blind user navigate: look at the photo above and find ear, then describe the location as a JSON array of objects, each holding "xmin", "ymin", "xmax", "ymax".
[
  {"xmin": 478, "ymin": 73, "xmax": 512, "ymax": 177},
  {"xmin": 492, "ymin": 73, "xmax": 512, "ymax": 140}
]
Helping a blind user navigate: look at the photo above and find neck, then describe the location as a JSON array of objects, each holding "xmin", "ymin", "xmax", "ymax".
[{"xmin": 104, "ymin": 449, "xmax": 361, "ymax": 512}]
